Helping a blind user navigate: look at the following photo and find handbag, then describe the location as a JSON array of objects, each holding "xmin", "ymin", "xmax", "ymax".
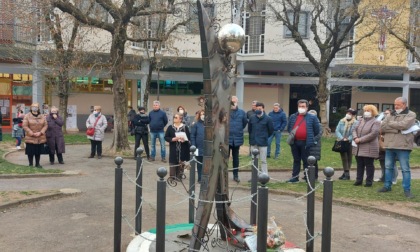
[
  {"xmin": 86, "ymin": 116, "xmax": 101, "ymax": 136},
  {"xmin": 287, "ymin": 117, "xmax": 305, "ymax": 145},
  {"xmin": 41, "ymin": 143, "xmax": 50, "ymax": 155},
  {"xmin": 332, "ymin": 140, "xmax": 350, "ymax": 153}
]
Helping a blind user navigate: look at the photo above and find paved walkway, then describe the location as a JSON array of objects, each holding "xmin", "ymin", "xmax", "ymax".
[{"xmin": 0, "ymin": 133, "xmax": 419, "ymax": 251}]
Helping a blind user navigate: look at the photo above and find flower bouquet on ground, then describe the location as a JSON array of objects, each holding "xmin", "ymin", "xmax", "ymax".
[{"xmin": 267, "ymin": 217, "xmax": 286, "ymax": 249}]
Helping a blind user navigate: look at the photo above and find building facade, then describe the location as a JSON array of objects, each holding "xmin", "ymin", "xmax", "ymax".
[{"xmin": 0, "ymin": 0, "xmax": 419, "ymax": 130}]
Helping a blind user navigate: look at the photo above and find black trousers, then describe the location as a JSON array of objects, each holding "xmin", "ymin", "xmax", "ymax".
[
  {"xmin": 229, "ymin": 145, "xmax": 240, "ymax": 178},
  {"xmin": 90, "ymin": 140, "xmax": 102, "ymax": 156},
  {"xmin": 356, "ymin": 156, "xmax": 375, "ymax": 184},
  {"xmin": 49, "ymin": 142, "xmax": 63, "ymax": 163},
  {"xmin": 134, "ymin": 133, "xmax": 150, "ymax": 158}
]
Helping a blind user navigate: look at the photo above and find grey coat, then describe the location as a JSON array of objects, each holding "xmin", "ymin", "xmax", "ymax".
[
  {"xmin": 46, "ymin": 114, "xmax": 65, "ymax": 154},
  {"xmin": 352, "ymin": 117, "xmax": 380, "ymax": 158},
  {"xmin": 86, "ymin": 113, "xmax": 108, "ymax": 141}
]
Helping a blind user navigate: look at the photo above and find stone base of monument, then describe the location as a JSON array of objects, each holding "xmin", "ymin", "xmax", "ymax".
[{"xmin": 126, "ymin": 223, "xmax": 304, "ymax": 252}]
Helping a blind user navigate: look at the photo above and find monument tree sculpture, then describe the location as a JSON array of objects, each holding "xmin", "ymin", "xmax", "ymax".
[{"xmin": 189, "ymin": 1, "xmax": 252, "ymax": 250}]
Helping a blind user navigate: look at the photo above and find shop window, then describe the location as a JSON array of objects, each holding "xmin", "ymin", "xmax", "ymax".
[{"xmin": 150, "ymin": 80, "xmax": 203, "ymax": 95}]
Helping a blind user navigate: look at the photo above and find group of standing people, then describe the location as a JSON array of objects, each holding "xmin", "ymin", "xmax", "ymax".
[
  {"xmin": 334, "ymin": 97, "xmax": 415, "ymax": 198},
  {"xmin": 13, "ymin": 103, "xmax": 66, "ymax": 168}
]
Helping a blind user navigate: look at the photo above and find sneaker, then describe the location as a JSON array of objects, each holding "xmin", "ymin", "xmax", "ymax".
[
  {"xmin": 16, "ymin": 146, "xmax": 21, "ymax": 150},
  {"xmin": 287, "ymin": 178, "xmax": 299, "ymax": 183},
  {"xmin": 374, "ymin": 178, "xmax": 383, "ymax": 182},
  {"xmin": 98, "ymin": 155, "xmax": 102, "ymax": 159},
  {"xmin": 404, "ymin": 191, "xmax": 414, "ymax": 199},
  {"xmin": 233, "ymin": 177, "xmax": 240, "ymax": 183},
  {"xmin": 161, "ymin": 158, "xmax": 167, "ymax": 163},
  {"xmin": 377, "ymin": 187, "xmax": 391, "ymax": 193},
  {"xmin": 392, "ymin": 181, "xmax": 397, "ymax": 185}
]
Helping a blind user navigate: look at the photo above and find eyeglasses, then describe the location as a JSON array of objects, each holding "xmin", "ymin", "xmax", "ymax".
[{"xmin": 173, "ymin": 116, "xmax": 179, "ymax": 119}]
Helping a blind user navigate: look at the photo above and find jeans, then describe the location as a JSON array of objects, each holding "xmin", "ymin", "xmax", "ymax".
[
  {"xmin": 267, "ymin": 131, "xmax": 282, "ymax": 158},
  {"xmin": 384, "ymin": 149, "xmax": 411, "ymax": 191},
  {"xmin": 339, "ymin": 146, "xmax": 353, "ymax": 171},
  {"xmin": 229, "ymin": 145, "xmax": 241, "ymax": 178},
  {"xmin": 15, "ymin": 137, "xmax": 22, "ymax": 146},
  {"xmin": 251, "ymin": 145, "xmax": 268, "ymax": 174},
  {"xmin": 150, "ymin": 131, "xmax": 166, "ymax": 159},
  {"xmin": 379, "ymin": 158, "xmax": 398, "ymax": 182},
  {"xmin": 291, "ymin": 140, "xmax": 309, "ymax": 178}
]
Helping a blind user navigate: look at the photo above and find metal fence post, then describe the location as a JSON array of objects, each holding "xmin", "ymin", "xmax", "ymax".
[
  {"xmin": 321, "ymin": 167, "xmax": 334, "ymax": 252},
  {"xmin": 250, "ymin": 148, "xmax": 259, "ymax": 225},
  {"xmin": 306, "ymin": 156, "xmax": 316, "ymax": 252},
  {"xmin": 135, "ymin": 147, "xmax": 144, "ymax": 235},
  {"xmin": 114, "ymin": 157, "xmax": 123, "ymax": 252},
  {"xmin": 156, "ymin": 167, "xmax": 167, "ymax": 252},
  {"xmin": 189, "ymin": 145, "xmax": 197, "ymax": 223},
  {"xmin": 257, "ymin": 173, "xmax": 270, "ymax": 252}
]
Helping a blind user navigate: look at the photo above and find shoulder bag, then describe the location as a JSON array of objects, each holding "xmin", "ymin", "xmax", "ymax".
[
  {"xmin": 87, "ymin": 116, "xmax": 101, "ymax": 136},
  {"xmin": 287, "ymin": 117, "xmax": 305, "ymax": 145}
]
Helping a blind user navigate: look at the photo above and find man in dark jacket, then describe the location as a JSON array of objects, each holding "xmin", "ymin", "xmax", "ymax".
[
  {"xmin": 132, "ymin": 107, "xmax": 151, "ymax": 160},
  {"xmin": 248, "ymin": 102, "xmax": 274, "ymax": 175},
  {"xmin": 148, "ymin": 101, "xmax": 168, "ymax": 162},
  {"xmin": 229, "ymin": 96, "xmax": 248, "ymax": 182},
  {"xmin": 286, "ymin": 99, "xmax": 320, "ymax": 183},
  {"xmin": 267, "ymin": 103, "xmax": 287, "ymax": 159}
]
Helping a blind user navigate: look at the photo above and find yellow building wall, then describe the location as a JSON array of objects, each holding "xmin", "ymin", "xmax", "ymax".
[{"xmin": 354, "ymin": 0, "xmax": 411, "ymax": 67}]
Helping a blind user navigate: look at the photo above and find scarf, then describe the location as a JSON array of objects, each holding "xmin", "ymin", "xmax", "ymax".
[{"xmin": 343, "ymin": 118, "xmax": 356, "ymax": 138}]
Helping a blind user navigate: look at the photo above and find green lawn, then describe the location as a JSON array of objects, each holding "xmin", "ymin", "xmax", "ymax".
[
  {"xmin": 267, "ymin": 179, "xmax": 420, "ymax": 203},
  {"xmin": 237, "ymin": 135, "xmax": 420, "ymax": 170}
]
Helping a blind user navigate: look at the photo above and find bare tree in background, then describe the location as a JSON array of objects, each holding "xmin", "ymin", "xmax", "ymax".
[
  {"xmin": 51, "ymin": 0, "xmax": 190, "ymax": 152},
  {"xmin": 268, "ymin": 0, "xmax": 376, "ymax": 133},
  {"xmin": 386, "ymin": 1, "xmax": 420, "ymax": 64}
]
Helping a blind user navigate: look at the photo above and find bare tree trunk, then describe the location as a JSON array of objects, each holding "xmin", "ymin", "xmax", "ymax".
[
  {"xmin": 143, "ymin": 63, "xmax": 154, "ymax": 111},
  {"xmin": 58, "ymin": 69, "xmax": 70, "ymax": 133},
  {"xmin": 318, "ymin": 68, "xmax": 331, "ymax": 135},
  {"xmin": 110, "ymin": 31, "xmax": 130, "ymax": 151}
]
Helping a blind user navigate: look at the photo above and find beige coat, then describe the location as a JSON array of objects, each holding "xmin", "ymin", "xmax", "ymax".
[
  {"xmin": 352, "ymin": 117, "xmax": 380, "ymax": 158},
  {"xmin": 23, "ymin": 112, "xmax": 48, "ymax": 144},
  {"xmin": 381, "ymin": 109, "xmax": 417, "ymax": 150}
]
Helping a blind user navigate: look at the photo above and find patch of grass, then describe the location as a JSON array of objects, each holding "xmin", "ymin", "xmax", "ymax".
[
  {"xmin": 0, "ymin": 148, "xmax": 62, "ymax": 174},
  {"xmin": 266, "ymin": 179, "xmax": 420, "ymax": 203},
  {"xmin": 238, "ymin": 135, "xmax": 420, "ymax": 169}
]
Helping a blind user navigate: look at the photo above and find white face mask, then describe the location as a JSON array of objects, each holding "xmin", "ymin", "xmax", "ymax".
[
  {"xmin": 395, "ymin": 109, "xmax": 402, "ymax": 114},
  {"xmin": 179, "ymin": 109, "xmax": 184, "ymax": 114},
  {"xmin": 200, "ymin": 115, "xmax": 205, "ymax": 121},
  {"xmin": 345, "ymin": 114, "xmax": 352, "ymax": 120},
  {"xmin": 298, "ymin": 108, "xmax": 307, "ymax": 114},
  {"xmin": 364, "ymin": 111, "xmax": 372, "ymax": 118}
]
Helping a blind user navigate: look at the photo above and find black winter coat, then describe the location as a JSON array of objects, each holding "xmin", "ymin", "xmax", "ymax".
[
  {"xmin": 165, "ymin": 124, "xmax": 191, "ymax": 164},
  {"xmin": 190, "ymin": 120, "xmax": 204, "ymax": 156},
  {"xmin": 132, "ymin": 113, "xmax": 150, "ymax": 135},
  {"xmin": 248, "ymin": 113, "xmax": 274, "ymax": 146}
]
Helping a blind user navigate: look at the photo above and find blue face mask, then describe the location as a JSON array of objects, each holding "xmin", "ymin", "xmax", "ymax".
[
  {"xmin": 94, "ymin": 112, "xmax": 100, "ymax": 117},
  {"xmin": 255, "ymin": 110, "xmax": 262, "ymax": 116}
]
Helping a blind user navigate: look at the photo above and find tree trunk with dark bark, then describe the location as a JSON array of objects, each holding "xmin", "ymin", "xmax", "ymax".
[
  {"xmin": 318, "ymin": 68, "xmax": 331, "ymax": 135},
  {"xmin": 109, "ymin": 27, "xmax": 130, "ymax": 151}
]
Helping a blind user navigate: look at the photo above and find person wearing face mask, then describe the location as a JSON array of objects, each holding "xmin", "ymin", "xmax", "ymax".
[
  {"xmin": 286, "ymin": 99, "xmax": 320, "ymax": 183},
  {"xmin": 177, "ymin": 105, "xmax": 191, "ymax": 128},
  {"xmin": 22, "ymin": 103, "xmax": 48, "ymax": 168},
  {"xmin": 86, "ymin": 105, "xmax": 108, "ymax": 159},
  {"xmin": 335, "ymin": 108, "xmax": 358, "ymax": 180},
  {"xmin": 132, "ymin": 107, "xmax": 151, "ymax": 160},
  {"xmin": 45, "ymin": 106, "xmax": 65, "ymax": 165},
  {"xmin": 191, "ymin": 110, "xmax": 205, "ymax": 183},
  {"xmin": 228, "ymin": 96, "xmax": 248, "ymax": 182},
  {"xmin": 352, "ymin": 105, "xmax": 380, "ymax": 187},
  {"xmin": 248, "ymin": 102, "xmax": 274, "ymax": 176},
  {"xmin": 378, "ymin": 97, "xmax": 416, "ymax": 198}
]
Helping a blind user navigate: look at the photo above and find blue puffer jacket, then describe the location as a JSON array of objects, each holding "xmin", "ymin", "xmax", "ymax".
[
  {"xmin": 190, "ymin": 120, "xmax": 205, "ymax": 156},
  {"xmin": 248, "ymin": 113, "xmax": 274, "ymax": 146},
  {"xmin": 268, "ymin": 109, "xmax": 287, "ymax": 131},
  {"xmin": 287, "ymin": 112, "xmax": 320, "ymax": 148},
  {"xmin": 229, "ymin": 108, "xmax": 248, "ymax": 147},
  {"xmin": 148, "ymin": 109, "xmax": 168, "ymax": 132}
]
